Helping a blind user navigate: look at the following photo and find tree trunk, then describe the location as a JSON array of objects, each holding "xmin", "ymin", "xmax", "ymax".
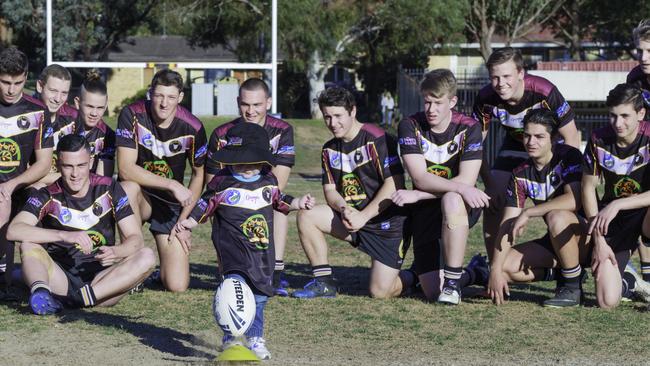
[{"xmin": 307, "ymin": 50, "xmax": 326, "ymax": 120}]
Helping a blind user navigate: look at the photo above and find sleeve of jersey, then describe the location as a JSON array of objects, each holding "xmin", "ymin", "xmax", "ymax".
[
  {"xmin": 191, "ymin": 124, "xmax": 208, "ymax": 167},
  {"xmin": 461, "ymin": 123, "xmax": 483, "ymax": 161},
  {"xmin": 472, "ymin": 97, "xmax": 491, "ymax": 132},
  {"xmin": 98, "ymin": 128, "xmax": 116, "ymax": 161},
  {"xmin": 205, "ymin": 130, "xmax": 223, "ymax": 175},
  {"xmin": 115, "ymin": 107, "xmax": 138, "ymax": 149},
  {"xmin": 321, "ymin": 148, "xmax": 335, "ymax": 185},
  {"xmin": 113, "ymin": 182, "xmax": 135, "ymax": 221},
  {"xmin": 548, "ymin": 87, "xmax": 575, "ymax": 128},
  {"xmin": 190, "ymin": 178, "xmax": 223, "ymax": 223},
  {"xmin": 273, "ymin": 187, "xmax": 294, "ymax": 215},
  {"xmin": 21, "ymin": 188, "xmax": 51, "ymax": 220},
  {"xmin": 377, "ymin": 134, "xmax": 404, "ymax": 179},
  {"xmin": 37, "ymin": 112, "xmax": 54, "ymax": 149},
  {"xmin": 582, "ymin": 137, "xmax": 599, "ymax": 176},
  {"xmin": 504, "ymin": 174, "xmax": 526, "ymax": 208},
  {"xmin": 274, "ymin": 126, "xmax": 296, "ymax": 167},
  {"xmin": 397, "ymin": 119, "xmax": 421, "ymax": 155},
  {"xmin": 562, "ymin": 149, "xmax": 584, "ymax": 184}
]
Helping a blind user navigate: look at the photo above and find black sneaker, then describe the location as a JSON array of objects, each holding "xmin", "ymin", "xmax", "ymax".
[
  {"xmin": 291, "ymin": 278, "xmax": 337, "ymax": 299},
  {"xmin": 543, "ymin": 286, "xmax": 582, "ymax": 308}
]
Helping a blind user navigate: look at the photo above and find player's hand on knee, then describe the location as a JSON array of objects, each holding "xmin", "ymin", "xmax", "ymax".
[
  {"xmin": 298, "ymin": 194, "xmax": 315, "ymax": 210},
  {"xmin": 589, "ymin": 202, "xmax": 619, "ymax": 236},
  {"xmin": 457, "ymin": 184, "xmax": 490, "ymax": 209},
  {"xmin": 95, "ymin": 246, "xmax": 118, "ymax": 266},
  {"xmin": 62, "ymin": 230, "xmax": 94, "ymax": 255},
  {"xmin": 390, "ymin": 189, "xmax": 421, "ymax": 206},
  {"xmin": 342, "ymin": 206, "xmax": 367, "ymax": 232},
  {"xmin": 0, "ymin": 181, "xmax": 15, "ymax": 202},
  {"xmin": 510, "ymin": 212, "xmax": 529, "ymax": 243},
  {"xmin": 170, "ymin": 181, "xmax": 193, "ymax": 207},
  {"xmin": 591, "ymin": 241, "xmax": 616, "ymax": 274}
]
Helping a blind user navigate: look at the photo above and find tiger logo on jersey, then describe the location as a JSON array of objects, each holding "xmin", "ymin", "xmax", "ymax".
[
  {"xmin": 143, "ymin": 159, "xmax": 173, "ymax": 178},
  {"xmin": 74, "ymin": 230, "xmax": 107, "ymax": 253},
  {"xmin": 0, "ymin": 138, "xmax": 21, "ymax": 173},
  {"xmin": 614, "ymin": 176, "xmax": 640, "ymax": 198},
  {"xmin": 427, "ymin": 164, "xmax": 452, "ymax": 179},
  {"xmin": 241, "ymin": 214, "xmax": 270, "ymax": 249},
  {"xmin": 342, "ymin": 173, "xmax": 366, "ymax": 206}
]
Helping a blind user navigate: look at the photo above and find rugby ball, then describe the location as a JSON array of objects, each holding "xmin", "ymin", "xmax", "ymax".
[{"xmin": 213, "ymin": 278, "xmax": 256, "ymax": 337}]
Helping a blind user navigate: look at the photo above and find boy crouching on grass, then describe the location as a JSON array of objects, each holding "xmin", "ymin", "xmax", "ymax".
[{"xmin": 171, "ymin": 122, "xmax": 314, "ymax": 360}]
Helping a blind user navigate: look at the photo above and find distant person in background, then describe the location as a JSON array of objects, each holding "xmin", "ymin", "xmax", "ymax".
[{"xmin": 381, "ymin": 91, "xmax": 395, "ymax": 127}]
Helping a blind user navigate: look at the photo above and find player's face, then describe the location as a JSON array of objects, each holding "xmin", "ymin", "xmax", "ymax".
[
  {"xmin": 0, "ymin": 72, "xmax": 26, "ymax": 105},
  {"xmin": 609, "ymin": 102, "xmax": 645, "ymax": 141},
  {"xmin": 322, "ymin": 105, "xmax": 356, "ymax": 139},
  {"xmin": 77, "ymin": 90, "xmax": 108, "ymax": 129},
  {"xmin": 523, "ymin": 122, "xmax": 552, "ymax": 159},
  {"xmin": 37, "ymin": 76, "xmax": 71, "ymax": 113},
  {"xmin": 150, "ymin": 85, "xmax": 183, "ymax": 124},
  {"xmin": 238, "ymin": 89, "xmax": 271, "ymax": 124},
  {"xmin": 422, "ymin": 93, "xmax": 457, "ymax": 129},
  {"xmin": 489, "ymin": 60, "xmax": 525, "ymax": 103},
  {"xmin": 58, "ymin": 149, "xmax": 92, "ymax": 195},
  {"xmin": 231, "ymin": 163, "xmax": 263, "ymax": 178},
  {"xmin": 636, "ymin": 39, "xmax": 650, "ymax": 74}
]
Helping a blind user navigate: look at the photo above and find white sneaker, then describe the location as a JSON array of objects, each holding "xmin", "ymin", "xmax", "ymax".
[
  {"xmin": 437, "ymin": 285, "xmax": 461, "ymax": 305},
  {"xmin": 625, "ymin": 263, "xmax": 650, "ymax": 303},
  {"xmin": 247, "ymin": 336, "xmax": 271, "ymax": 360}
]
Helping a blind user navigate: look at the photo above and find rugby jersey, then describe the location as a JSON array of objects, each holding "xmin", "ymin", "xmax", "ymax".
[
  {"xmin": 47, "ymin": 103, "xmax": 78, "ymax": 173},
  {"xmin": 115, "ymin": 101, "xmax": 208, "ymax": 203},
  {"xmin": 78, "ymin": 120, "xmax": 116, "ymax": 175},
  {"xmin": 583, "ymin": 121, "xmax": 650, "ymax": 204},
  {"xmin": 190, "ymin": 169, "xmax": 293, "ymax": 296},
  {"xmin": 626, "ymin": 65, "xmax": 650, "ymax": 121},
  {"xmin": 0, "ymin": 94, "xmax": 52, "ymax": 182},
  {"xmin": 21, "ymin": 174, "xmax": 133, "ymax": 278},
  {"xmin": 506, "ymin": 144, "xmax": 583, "ymax": 208}
]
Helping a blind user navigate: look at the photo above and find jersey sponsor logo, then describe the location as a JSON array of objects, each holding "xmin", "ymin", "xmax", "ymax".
[
  {"xmin": 342, "ymin": 173, "xmax": 367, "ymax": 206},
  {"xmin": 556, "ymin": 101, "xmax": 570, "ymax": 118},
  {"xmin": 0, "ymin": 138, "xmax": 21, "ymax": 173},
  {"xmin": 92, "ymin": 201, "xmax": 103, "ymax": 216},
  {"xmin": 643, "ymin": 90, "xmax": 650, "ymax": 107},
  {"xmin": 115, "ymin": 128, "xmax": 134, "ymax": 139},
  {"xmin": 197, "ymin": 198, "xmax": 208, "ymax": 211},
  {"xmin": 277, "ymin": 145, "xmax": 295, "ymax": 155},
  {"xmin": 17, "ymin": 116, "xmax": 30, "ymax": 130},
  {"xmin": 240, "ymin": 214, "xmax": 270, "ymax": 249},
  {"xmin": 195, "ymin": 143, "xmax": 208, "ymax": 159},
  {"xmin": 614, "ymin": 176, "xmax": 641, "ymax": 198},
  {"xmin": 326, "ymin": 146, "xmax": 372, "ymax": 173},
  {"xmin": 136, "ymin": 125, "xmax": 193, "ymax": 158},
  {"xmin": 383, "ymin": 155, "xmax": 399, "ymax": 168},
  {"xmin": 0, "ymin": 111, "xmax": 43, "ymax": 138},
  {"xmin": 225, "ymin": 189, "xmax": 241, "ymax": 205},
  {"xmin": 262, "ymin": 187, "xmax": 272, "ymax": 203},
  {"xmin": 142, "ymin": 133, "xmax": 154, "ymax": 148},
  {"xmin": 116, "ymin": 196, "xmax": 129, "ymax": 212},
  {"xmin": 74, "ymin": 230, "xmax": 107, "ymax": 253},
  {"xmin": 59, "ymin": 208, "xmax": 72, "ymax": 223},
  {"xmin": 220, "ymin": 186, "xmax": 275, "ymax": 210},
  {"xmin": 596, "ymin": 145, "xmax": 650, "ymax": 175},
  {"xmin": 27, "ymin": 197, "xmax": 43, "ymax": 208},
  {"xmin": 420, "ymin": 131, "xmax": 464, "ymax": 165},
  {"xmin": 398, "ymin": 137, "xmax": 417, "ymax": 146},
  {"xmin": 465, "ymin": 142, "xmax": 482, "ymax": 152},
  {"xmin": 169, "ymin": 139, "xmax": 183, "ymax": 153},
  {"xmin": 50, "ymin": 193, "xmax": 113, "ymax": 230},
  {"xmin": 427, "ymin": 164, "xmax": 452, "ymax": 179},
  {"xmin": 447, "ymin": 141, "xmax": 458, "ymax": 154},
  {"xmin": 227, "ymin": 137, "xmax": 243, "ymax": 146},
  {"xmin": 143, "ymin": 159, "xmax": 173, "ymax": 179},
  {"xmin": 562, "ymin": 164, "xmax": 581, "ymax": 176},
  {"xmin": 44, "ymin": 126, "xmax": 54, "ymax": 140},
  {"xmin": 381, "ymin": 221, "xmax": 390, "ymax": 230}
]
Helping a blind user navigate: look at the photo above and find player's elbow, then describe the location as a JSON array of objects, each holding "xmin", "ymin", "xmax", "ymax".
[{"xmin": 6, "ymin": 222, "xmax": 22, "ymax": 242}]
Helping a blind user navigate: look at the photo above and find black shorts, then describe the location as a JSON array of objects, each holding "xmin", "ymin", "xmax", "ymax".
[
  {"xmin": 53, "ymin": 264, "xmax": 101, "ymax": 308},
  {"xmin": 411, "ymin": 199, "xmax": 481, "ymax": 275},
  {"xmin": 145, "ymin": 192, "xmax": 182, "ymax": 235},
  {"xmin": 602, "ymin": 207, "xmax": 647, "ymax": 252}
]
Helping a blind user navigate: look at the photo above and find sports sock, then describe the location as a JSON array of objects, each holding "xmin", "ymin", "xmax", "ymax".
[
  {"xmin": 561, "ymin": 265, "xmax": 582, "ymax": 289},
  {"xmin": 313, "ymin": 264, "xmax": 333, "ymax": 282},
  {"xmin": 543, "ymin": 268, "xmax": 555, "ymax": 282},
  {"xmin": 79, "ymin": 284, "xmax": 97, "ymax": 307},
  {"xmin": 273, "ymin": 260, "xmax": 285, "ymax": 286},
  {"xmin": 641, "ymin": 261, "xmax": 650, "ymax": 282},
  {"xmin": 443, "ymin": 266, "xmax": 462, "ymax": 288},
  {"xmin": 30, "ymin": 281, "xmax": 51, "ymax": 294}
]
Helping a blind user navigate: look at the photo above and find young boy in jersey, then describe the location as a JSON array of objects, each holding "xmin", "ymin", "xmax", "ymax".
[
  {"xmin": 293, "ymin": 86, "xmax": 414, "ymax": 300},
  {"xmin": 391, "ymin": 69, "xmax": 489, "ymax": 304},
  {"xmin": 171, "ymin": 122, "xmax": 314, "ymax": 360},
  {"xmin": 487, "ymin": 109, "xmax": 590, "ymax": 307},
  {"xmin": 583, "ymin": 84, "xmax": 650, "ymax": 309}
]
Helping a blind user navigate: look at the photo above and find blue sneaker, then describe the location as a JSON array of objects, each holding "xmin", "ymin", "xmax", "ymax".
[
  {"xmin": 291, "ymin": 278, "xmax": 337, "ymax": 299},
  {"xmin": 466, "ymin": 253, "xmax": 489, "ymax": 287},
  {"xmin": 273, "ymin": 273, "xmax": 290, "ymax": 297},
  {"xmin": 29, "ymin": 289, "xmax": 63, "ymax": 315}
]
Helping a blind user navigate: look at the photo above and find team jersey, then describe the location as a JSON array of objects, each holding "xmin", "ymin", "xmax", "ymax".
[
  {"xmin": 78, "ymin": 120, "xmax": 116, "ymax": 175},
  {"xmin": 115, "ymin": 101, "xmax": 208, "ymax": 203},
  {"xmin": 190, "ymin": 169, "xmax": 293, "ymax": 296},
  {"xmin": 626, "ymin": 65, "xmax": 650, "ymax": 121},
  {"xmin": 505, "ymin": 144, "xmax": 583, "ymax": 208},
  {"xmin": 21, "ymin": 174, "xmax": 133, "ymax": 277},
  {"xmin": 206, "ymin": 115, "xmax": 295, "ymax": 175},
  {"xmin": 473, "ymin": 74, "xmax": 575, "ymax": 159},
  {"xmin": 583, "ymin": 121, "xmax": 650, "ymax": 204},
  {"xmin": 0, "ymin": 94, "xmax": 53, "ymax": 182},
  {"xmin": 398, "ymin": 110, "xmax": 482, "ymax": 189},
  {"xmin": 47, "ymin": 104, "xmax": 78, "ymax": 173}
]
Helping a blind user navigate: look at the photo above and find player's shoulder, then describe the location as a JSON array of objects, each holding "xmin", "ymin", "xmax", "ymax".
[
  {"xmin": 590, "ymin": 124, "xmax": 616, "ymax": 144},
  {"xmin": 524, "ymin": 74, "xmax": 557, "ymax": 96},
  {"xmin": 57, "ymin": 103, "xmax": 78, "ymax": 120},
  {"xmin": 175, "ymin": 104, "xmax": 204, "ymax": 132},
  {"xmin": 212, "ymin": 118, "xmax": 238, "ymax": 138},
  {"xmin": 96, "ymin": 119, "xmax": 113, "ymax": 134},
  {"xmin": 89, "ymin": 173, "xmax": 114, "ymax": 188},
  {"xmin": 360, "ymin": 122, "xmax": 386, "ymax": 139},
  {"xmin": 476, "ymin": 83, "xmax": 499, "ymax": 103},
  {"xmin": 512, "ymin": 160, "xmax": 532, "ymax": 176},
  {"xmin": 21, "ymin": 94, "xmax": 47, "ymax": 111},
  {"xmin": 126, "ymin": 99, "xmax": 147, "ymax": 115},
  {"xmin": 554, "ymin": 143, "xmax": 581, "ymax": 157},
  {"xmin": 265, "ymin": 115, "xmax": 293, "ymax": 131},
  {"xmin": 451, "ymin": 110, "xmax": 479, "ymax": 128}
]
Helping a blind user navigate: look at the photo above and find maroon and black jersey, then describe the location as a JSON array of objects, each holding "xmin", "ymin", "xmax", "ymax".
[
  {"xmin": 505, "ymin": 144, "xmax": 583, "ymax": 208},
  {"xmin": 626, "ymin": 65, "xmax": 650, "ymax": 121},
  {"xmin": 473, "ymin": 74, "xmax": 575, "ymax": 161},
  {"xmin": 0, "ymin": 94, "xmax": 53, "ymax": 182},
  {"xmin": 190, "ymin": 169, "xmax": 293, "ymax": 296},
  {"xmin": 79, "ymin": 120, "xmax": 116, "ymax": 175},
  {"xmin": 584, "ymin": 122, "xmax": 650, "ymax": 204},
  {"xmin": 206, "ymin": 115, "xmax": 295, "ymax": 174},
  {"xmin": 21, "ymin": 174, "xmax": 133, "ymax": 278},
  {"xmin": 398, "ymin": 110, "xmax": 482, "ymax": 189},
  {"xmin": 48, "ymin": 104, "xmax": 78, "ymax": 173},
  {"xmin": 116, "ymin": 101, "xmax": 208, "ymax": 203}
]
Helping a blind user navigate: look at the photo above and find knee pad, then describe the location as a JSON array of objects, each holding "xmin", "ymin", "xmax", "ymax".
[{"xmin": 22, "ymin": 248, "xmax": 54, "ymax": 278}]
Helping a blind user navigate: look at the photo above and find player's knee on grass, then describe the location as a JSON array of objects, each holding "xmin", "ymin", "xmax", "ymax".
[
  {"xmin": 594, "ymin": 260, "xmax": 622, "ymax": 309},
  {"xmin": 419, "ymin": 271, "xmax": 443, "ymax": 300}
]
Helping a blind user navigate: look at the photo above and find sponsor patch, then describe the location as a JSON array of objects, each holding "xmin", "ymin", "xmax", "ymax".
[
  {"xmin": 195, "ymin": 143, "xmax": 208, "ymax": 159},
  {"xmin": 43, "ymin": 127, "xmax": 54, "ymax": 139},
  {"xmin": 384, "ymin": 156, "xmax": 399, "ymax": 168},
  {"xmin": 116, "ymin": 196, "xmax": 129, "ymax": 211},
  {"xmin": 197, "ymin": 198, "xmax": 208, "ymax": 211},
  {"xmin": 399, "ymin": 137, "xmax": 417, "ymax": 146},
  {"xmin": 381, "ymin": 221, "xmax": 390, "ymax": 230},
  {"xmin": 465, "ymin": 142, "xmax": 482, "ymax": 152},
  {"xmin": 556, "ymin": 101, "xmax": 570, "ymax": 118},
  {"xmin": 27, "ymin": 197, "xmax": 42, "ymax": 208},
  {"xmin": 227, "ymin": 137, "xmax": 243, "ymax": 146},
  {"xmin": 277, "ymin": 145, "xmax": 295, "ymax": 155}
]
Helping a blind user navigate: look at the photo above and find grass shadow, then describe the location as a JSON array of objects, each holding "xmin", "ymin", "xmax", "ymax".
[{"xmin": 285, "ymin": 263, "xmax": 372, "ymax": 296}]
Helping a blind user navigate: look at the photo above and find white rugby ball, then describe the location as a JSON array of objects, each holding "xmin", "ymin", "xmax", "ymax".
[{"xmin": 213, "ymin": 278, "xmax": 256, "ymax": 337}]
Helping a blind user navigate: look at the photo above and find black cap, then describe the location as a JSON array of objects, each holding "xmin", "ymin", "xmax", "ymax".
[{"xmin": 212, "ymin": 122, "xmax": 275, "ymax": 166}]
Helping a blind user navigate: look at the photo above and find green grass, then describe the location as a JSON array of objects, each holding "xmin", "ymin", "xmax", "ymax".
[{"xmin": 2, "ymin": 118, "xmax": 649, "ymax": 365}]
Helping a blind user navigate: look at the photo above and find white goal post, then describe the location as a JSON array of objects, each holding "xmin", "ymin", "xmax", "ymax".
[{"xmin": 45, "ymin": 0, "xmax": 279, "ymax": 114}]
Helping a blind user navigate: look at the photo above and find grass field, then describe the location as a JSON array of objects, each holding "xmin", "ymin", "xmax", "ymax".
[{"xmin": 1, "ymin": 117, "xmax": 649, "ymax": 365}]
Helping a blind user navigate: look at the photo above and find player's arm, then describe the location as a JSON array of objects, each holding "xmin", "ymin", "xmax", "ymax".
[
  {"xmin": 177, "ymin": 164, "xmax": 205, "ymax": 222},
  {"xmin": 95, "ymin": 158, "xmax": 114, "ymax": 177},
  {"xmin": 7, "ymin": 211, "xmax": 95, "ymax": 254},
  {"xmin": 357, "ymin": 173, "xmax": 402, "ymax": 222},
  {"xmin": 36, "ymin": 171, "xmax": 61, "ymax": 186},
  {"xmin": 323, "ymin": 183, "xmax": 348, "ymax": 213},
  {"xmin": 1, "ymin": 148, "xmax": 53, "ymax": 196},
  {"xmin": 111, "ymin": 213, "xmax": 145, "ymax": 258},
  {"xmin": 581, "ymin": 174, "xmax": 600, "ymax": 228},
  {"xmin": 272, "ymin": 165, "xmax": 291, "ymax": 191},
  {"xmin": 488, "ymin": 206, "xmax": 522, "ymax": 305},
  {"xmin": 523, "ymin": 182, "xmax": 580, "ymax": 219},
  {"xmin": 558, "ymin": 121, "xmax": 580, "ymax": 149}
]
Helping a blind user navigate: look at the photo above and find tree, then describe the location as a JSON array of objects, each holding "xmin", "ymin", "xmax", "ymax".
[{"xmin": 465, "ymin": 0, "xmax": 564, "ymax": 61}]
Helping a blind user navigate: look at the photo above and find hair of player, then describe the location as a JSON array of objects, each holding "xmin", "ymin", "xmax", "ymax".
[
  {"xmin": 151, "ymin": 69, "xmax": 184, "ymax": 93},
  {"xmin": 57, "ymin": 134, "xmax": 91, "ymax": 155},
  {"xmin": 0, "ymin": 47, "xmax": 28, "ymax": 76},
  {"xmin": 240, "ymin": 78, "xmax": 270, "ymax": 97},
  {"xmin": 81, "ymin": 69, "xmax": 107, "ymax": 98},
  {"xmin": 420, "ymin": 69, "xmax": 457, "ymax": 98},
  {"xmin": 38, "ymin": 64, "xmax": 71, "ymax": 84},
  {"xmin": 317, "ymin": 86, "xmax": 356, "ymax": 114},
  {"xmin": 522, "ymin": 109, "xmax": 560, "ymax": 137},
  {"xmin": 486, "ymin": 47, "xmax": 524, "ymax": 72},
  {"xmin": 606, "ymin": 83, "xmax": 644, "ymax": 112},
  {"xmin": 633, "ymin": 19, "xmax": 650, "ymax": 44}
]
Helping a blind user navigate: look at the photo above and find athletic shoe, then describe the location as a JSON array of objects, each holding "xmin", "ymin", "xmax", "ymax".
[
  {"xmin": 144, "ymin": 269, "xmax": 162, "ymax": 287},
  {"xmin": 247, "ymin": 336, "xmax": 271, "ymax": 360},
  {"xmin": 291, "ymin": 278, "xmax": 337, "ymax": 299},
  {"xmin": 29, "ymin": 289, "xmax": 63, "ymax": 315},
  {"xmin": 129, "ymin": 282, "xmax": 145, "ymax": 295},
  {"xmin": 543, "ymin": 286, "xmax": 582, "ymax": 308},
  {"xmin": 625, "ymin": 263, "xmax": 650, "ymax": 303},
  {"xmin": 273, "ymin": 273, "xmax": 290, "ymax": 297},
  {"xmin": 467, "ymin": 253, "xmax": 489, "ymax": 287},
  {"xmin": 438, "ymin": 280, "xmax": 461, "ymax": 305}
]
